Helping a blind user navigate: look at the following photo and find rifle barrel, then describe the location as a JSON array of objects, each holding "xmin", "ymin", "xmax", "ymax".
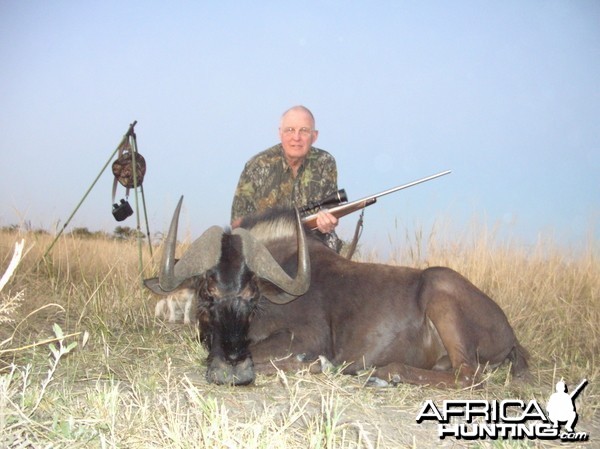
[{"xmin": 352, "ymin": 170, "xmax": 451, "ymax": 205}]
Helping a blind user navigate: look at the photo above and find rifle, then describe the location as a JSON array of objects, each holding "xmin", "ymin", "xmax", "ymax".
[{"xmin": 301, "ymin": 170, "xmax": 451, "ymax": 231}]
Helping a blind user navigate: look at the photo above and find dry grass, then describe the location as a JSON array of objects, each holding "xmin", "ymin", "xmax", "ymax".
[{"xmin": 0, "ymin": 224, "xmax": 598, "ymax": 448}]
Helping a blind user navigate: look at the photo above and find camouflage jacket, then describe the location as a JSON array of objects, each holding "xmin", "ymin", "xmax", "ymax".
[
  {"xmin": 231, "ymin": 144, "xmax": 342, "ymax": 251},
  {"xmin": 231, "ymin": 144, "xmax": 338, "ymax": 220}
]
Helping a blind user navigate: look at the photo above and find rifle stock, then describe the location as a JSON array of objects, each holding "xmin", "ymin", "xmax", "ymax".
[
  {"xmin": 302, "ymin": 198, "xmax": 376, "ymax": 230},
  {"xmin": 301, "ymin": 170, "xmax": 451, "ymax": 231}
]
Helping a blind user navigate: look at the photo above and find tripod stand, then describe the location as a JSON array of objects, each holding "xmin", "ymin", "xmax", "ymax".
[{"xmin": 43, "ymin": 121, "xmax": 152, "ymax": 280}]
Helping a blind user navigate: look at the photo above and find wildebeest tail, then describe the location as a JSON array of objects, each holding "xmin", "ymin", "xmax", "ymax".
[{"xmin": 508, "ymin": 343, "xmax": 530, "ymax": 378}]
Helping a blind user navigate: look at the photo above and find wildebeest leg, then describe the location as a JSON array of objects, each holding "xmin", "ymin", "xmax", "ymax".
[
  {"xmin": 421, "ymin": 271, "xmax": 512, "ymax": 385},
  {"xmin": 423, "ymin": 294, "xmax": 488, "ymax": 387},
  {"xmin": 155, "ymin": 299, "xmax": 168, "ymax": 320},
  {"xmin": 183, "ymin": 296, "xmax": 194, "ymax": 324},
  {"xmin": 250, "ymin": 329, "xmax": 325, "ymax": 375},
  {"xmin": 426, "ymin": 268, "xmax": 530, "ymax": 383},
  {"xmin": 253, "ymin": 354, "xmax": 324, "ymax": 375},
  {"xmin": 368, "ymin": 362, "xmax": 478, "ymax": 388}
]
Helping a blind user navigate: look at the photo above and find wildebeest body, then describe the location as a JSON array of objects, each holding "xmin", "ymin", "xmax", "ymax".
[
  {"xmin": 145, "ymin": 200, "xmax": 528, "ymax": 387},
  {"xmin": 245, "ymin": 237, "xmax": 526, "ymax": 385}
]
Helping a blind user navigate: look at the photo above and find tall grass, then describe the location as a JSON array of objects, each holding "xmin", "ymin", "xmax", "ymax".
[{"xmin": 0, "ymin": 223, "xmax": 598, "ymax": 448}]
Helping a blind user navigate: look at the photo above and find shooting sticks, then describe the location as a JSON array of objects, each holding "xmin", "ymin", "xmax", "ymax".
[{"xmin": 42, "ymin": 122, "xmax": 152, "ymax": 283}]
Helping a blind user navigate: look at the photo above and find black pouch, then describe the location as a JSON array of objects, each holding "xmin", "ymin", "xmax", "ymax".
[{"xmin": 112, "ymin": 199, "xmax": 133, "ymax": 221}]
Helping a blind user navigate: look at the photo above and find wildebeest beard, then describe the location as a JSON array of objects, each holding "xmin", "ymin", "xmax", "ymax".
[{"xmin": 198, "ymin": 233, "xmax": 261, "ymax": 385}]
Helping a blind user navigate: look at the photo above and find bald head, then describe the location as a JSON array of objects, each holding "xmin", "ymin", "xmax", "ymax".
[{"xmin": 280, "ymin": 105, "xmax": 316, "ymax": 129}]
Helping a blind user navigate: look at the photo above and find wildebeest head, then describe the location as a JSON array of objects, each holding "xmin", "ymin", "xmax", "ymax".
[{"xmin": 144, "ymin": 196, "xmax": 310, "ymax": 385}]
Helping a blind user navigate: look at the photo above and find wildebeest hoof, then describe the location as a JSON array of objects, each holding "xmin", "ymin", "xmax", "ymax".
[
  {"xmin": 318, "ymin": 355, "xmax": 335, "ymax": 373},
  {"xmin": 366, "ymin": 376, "xmax": 389, "ymax": 387},
  {"xmin": 296, "ymin": 353, "xmax": 307, "ymax": 362},
  {"xmin": 390, "ymin": 374, "xmax": 402, "ymax": 386}
]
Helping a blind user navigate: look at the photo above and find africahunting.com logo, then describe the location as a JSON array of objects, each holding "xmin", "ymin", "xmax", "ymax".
[{"xmin": 416, "ymin": 379, "xmax": 589, "ymax": 442}]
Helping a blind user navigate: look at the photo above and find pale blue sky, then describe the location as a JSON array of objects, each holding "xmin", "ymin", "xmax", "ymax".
[{"xmin": 1, "ymin": 1, "xmax": 598, "ymax": 256}]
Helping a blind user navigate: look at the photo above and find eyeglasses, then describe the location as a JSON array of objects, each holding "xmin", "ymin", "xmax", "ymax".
[{"xmin": 281, "ymin": 127, "xmax": 314, "ymax": 137}]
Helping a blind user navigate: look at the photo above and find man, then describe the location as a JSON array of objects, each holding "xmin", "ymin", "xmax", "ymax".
[{"xmin": 231, "ymin": 105, "xmax": 342, "ymax": 251}]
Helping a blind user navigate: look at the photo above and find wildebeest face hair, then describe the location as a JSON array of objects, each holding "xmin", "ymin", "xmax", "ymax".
[{"xmin": 197, "ymin": 233, "xmax": 262, "ymax": 385}]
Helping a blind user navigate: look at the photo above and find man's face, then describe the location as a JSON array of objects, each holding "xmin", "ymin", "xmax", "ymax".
[{"xmin": 278, "ymin": 109, "xmax": 319, "ymax": 164}]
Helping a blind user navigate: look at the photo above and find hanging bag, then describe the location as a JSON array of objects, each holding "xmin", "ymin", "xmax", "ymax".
[
  {"xmin": 111, "ymin": 140, "xmax": 146, "ymax": 221},
  {"xmin": 112, "ymin": 146, "xmax": 146, "ymax": 189}
]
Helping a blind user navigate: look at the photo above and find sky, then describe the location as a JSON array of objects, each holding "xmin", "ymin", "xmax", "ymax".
[{"xmin": 1, "ymin": 1, "xmax": 598, "ymax": 258}]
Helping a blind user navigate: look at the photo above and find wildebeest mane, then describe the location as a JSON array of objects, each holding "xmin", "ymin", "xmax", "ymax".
[
  {"xmin": 239, "ymin": 208, "xmax": 332, "ymax": 251},
  {"xmin": 239, "ymin": 208, "xmax": 308, "ymax": 244}
]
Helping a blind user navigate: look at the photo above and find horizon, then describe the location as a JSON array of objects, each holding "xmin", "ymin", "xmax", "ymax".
[{"xmin": 1, "ymin": 1, "xmax": 598, "ymax": 258}]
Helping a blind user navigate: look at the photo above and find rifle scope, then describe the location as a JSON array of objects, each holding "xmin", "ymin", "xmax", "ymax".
[{"xmin": 299, "ymin": 189, "xmax": 347, "ymax": 213}]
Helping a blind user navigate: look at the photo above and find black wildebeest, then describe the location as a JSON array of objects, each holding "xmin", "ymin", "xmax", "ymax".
[{"xmin": 145, "ymin": 197, "xmax": 529, "ymax": 387}]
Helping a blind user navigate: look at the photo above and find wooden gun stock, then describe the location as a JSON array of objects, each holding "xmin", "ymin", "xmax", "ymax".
[{"xmin": 302, "ymin": 198, "xmax": 376, "ymax": 230}]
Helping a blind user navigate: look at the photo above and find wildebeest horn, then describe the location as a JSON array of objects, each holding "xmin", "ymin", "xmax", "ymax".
[
  {"xmin": 159, "ymin": 196, "xmax": 224, "ymax": 291},
  {"xmin": 234, "ymin": 209, "xmax": 310, "ymax": 304}
]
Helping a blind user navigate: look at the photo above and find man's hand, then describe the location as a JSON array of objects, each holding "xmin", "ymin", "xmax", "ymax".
[{"xmin": 315, "ymin": 210, "xmax": 338, "ymax": 234}]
